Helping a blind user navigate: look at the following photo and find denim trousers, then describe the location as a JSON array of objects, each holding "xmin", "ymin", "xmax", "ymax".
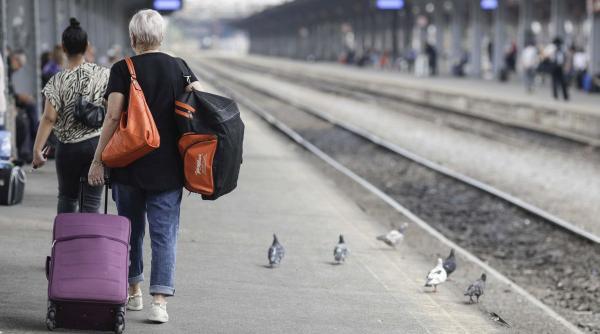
[
  {"xmin": 55, "ymin": 136, "xmax": 102, "ymax": 213},
  {"xmin": 112, "ymin": 182, "xmax": 183, "ymax": 296}
]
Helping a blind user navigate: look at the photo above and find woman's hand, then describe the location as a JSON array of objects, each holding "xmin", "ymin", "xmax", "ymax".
[
  {"xmin": 32, "ymin": 149, "xmax": 47, "ymax": 169},
  {"xmin": 88, "ymin": 161, "xmax": 105, "ymax": 186}
]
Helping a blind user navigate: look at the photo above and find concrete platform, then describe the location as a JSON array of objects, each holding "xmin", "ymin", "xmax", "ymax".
[
  {"xmin": 233, "ymin": 55, "xmax": 600, "ymax": 145},
  {"xmin": 0, "ymin": 104, "xmax": 501, "ymax": 331}
]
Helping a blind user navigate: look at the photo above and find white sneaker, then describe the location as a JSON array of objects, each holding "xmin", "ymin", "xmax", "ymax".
[
  {"xmin": 127, "ymin": 290, "xmax": 143, "ymax": 311},
  {"xmin": 148, "ymin": 302, "xmax": 169, "ymax": 323}
]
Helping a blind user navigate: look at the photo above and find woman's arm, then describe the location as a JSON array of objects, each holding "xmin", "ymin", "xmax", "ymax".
[
  {"xmin": 88, "ymin": 92, "xmax": 125, "ymax": 186},
  {"xmin": 32, "ymin": 98, "xmax": 57, "ymax": 168}
]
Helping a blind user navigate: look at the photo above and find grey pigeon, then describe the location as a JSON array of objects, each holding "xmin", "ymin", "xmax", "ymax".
[
  {"xmin": 333, "ymin": 235, "xmax": 349, "ymax": 263},
  {"xmin": 442, "ymin": 249, "xmax": 457, "ymax": 277},
  {"xmin": 268, "ymin": 234, "xmax": 285, "ymax": 267},
  {"xmin": 464, "ymin": 273, "xmax": 486, "ymax": 303},
  {"xmin": 376, "ymin": 222, "xmax": 408, "ymax": 248}
]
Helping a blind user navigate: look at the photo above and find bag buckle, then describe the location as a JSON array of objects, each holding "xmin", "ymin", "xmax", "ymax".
[{"xmin": 184, "ymin": 75, "xmax": 191, "ymax": 85}]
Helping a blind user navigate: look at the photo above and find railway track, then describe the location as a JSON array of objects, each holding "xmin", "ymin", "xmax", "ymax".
[
  {"xmin": 213, "ymin": 57, "xmax": 599, "ymax": 149},
  {"xmin": 195, "ymin": 60, "xmax": 599, "ymax": 333}
]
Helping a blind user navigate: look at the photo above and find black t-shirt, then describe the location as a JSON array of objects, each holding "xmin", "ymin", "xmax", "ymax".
[{"xmin": 104, "ymin": 52, "xmax": 197, "ymax": 191}]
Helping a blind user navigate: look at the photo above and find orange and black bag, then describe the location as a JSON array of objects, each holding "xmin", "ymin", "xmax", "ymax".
[
  {"xmin": 174, "ymin": 59, "xmax": 244, "ymax": 200},
  {"xmin": 102, "ymin": 57, "xmax": 160, "ymax": 167}
]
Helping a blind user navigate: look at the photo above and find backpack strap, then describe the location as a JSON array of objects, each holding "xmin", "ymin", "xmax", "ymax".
[{"xmin": 175, "ymin": 58, "xmax": 192, "ymax": 85}]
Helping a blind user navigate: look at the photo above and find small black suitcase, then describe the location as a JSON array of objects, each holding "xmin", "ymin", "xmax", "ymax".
[{"xmin": 0, "ymin": 161, "xmax": 26, "ymax": 205}]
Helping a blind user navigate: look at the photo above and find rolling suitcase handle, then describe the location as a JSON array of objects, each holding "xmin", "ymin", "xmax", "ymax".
[{"xmin": 79, "ymin": 176, "xmax": 110, "ymax": 214}]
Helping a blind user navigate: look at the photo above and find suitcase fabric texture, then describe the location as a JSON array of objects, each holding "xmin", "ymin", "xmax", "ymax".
[
  {"xmin": 45, "ymin": 180, "xmax": 131, "ymax": 333},
  {"xmin": 174, "ymin": 59, "xmax": 244, "ymax": 201},
  {"xmin": 0, "ymin": 161, "xmax": 26, "ymax": 205}
]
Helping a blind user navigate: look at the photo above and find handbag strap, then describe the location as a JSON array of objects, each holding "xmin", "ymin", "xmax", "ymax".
[{"xmin": 125, "ymin": 57, "xmax": 137, "ymax": 80}]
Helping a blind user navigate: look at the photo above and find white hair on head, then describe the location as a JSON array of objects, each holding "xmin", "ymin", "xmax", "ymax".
[{"xmin": 128, "ymin": 9, "xmax": 165, "ymax": 50}]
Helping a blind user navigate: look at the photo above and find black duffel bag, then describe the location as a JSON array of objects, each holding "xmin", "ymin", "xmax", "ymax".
[{"xmin": 174, "ymin": 59, "xmax": 244, "ymax": 201}]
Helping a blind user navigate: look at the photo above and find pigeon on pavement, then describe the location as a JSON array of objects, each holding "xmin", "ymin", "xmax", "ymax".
[
  {"xmin": 376, "ymin": 223, "xmax": 408, "ymax": 248},
  {"xmin": 442, "ymin": 249, "xmax": 457, "ymax": 277},
  {"xmin": 464, "ymin": 273, "xmax": 486, "ymax": 303},
  {"xmin": 333, "ymin": 234, "xmax": 349, "ymax": 263},
  {"xmin": 268, "ymin": 234, "xmax": 285, "ymax": 267},
  {"xmin": 425, "ymin": 258, "xmax": 447, "ymax": 292}
]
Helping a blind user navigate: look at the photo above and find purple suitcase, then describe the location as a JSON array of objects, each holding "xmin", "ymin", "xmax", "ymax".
[{"xmin": 45, "ymin": 179, "xmax": 131, "ymax": 333}]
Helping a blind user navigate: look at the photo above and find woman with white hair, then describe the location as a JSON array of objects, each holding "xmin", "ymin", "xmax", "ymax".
[{"xmin": 88, "ymin": 9, "xmax": 201, "ymax": 323}]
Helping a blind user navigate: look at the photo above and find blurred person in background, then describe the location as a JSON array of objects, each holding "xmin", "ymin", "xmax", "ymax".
[
  {"xmin": 573, "ymin": 47, "xmax": 588, "ymax": 90},
  {"xmin": 504, "ymin": 41, "xmax": 517, "ymax": 73},
  {"xmin": 42, "ymin": 45, "xmax": 64, "ymax": 88},
  {"xmin": 521, "ymin": 41, "xmax": 539, "ymax": 93},
  {"xmin": 85, "ymin": 44, "xmax": 96, "ymax": 63},
  {"xmin": 549, "ymin": 37, "xmax": 569, "ymax": 101},
  {"xmin": 7, "ymin": 49, "xmax": 39, "ymax": 162},
  {"xmin": 424, "ymin": 42, "xmax": 438, "ymax": 76}
]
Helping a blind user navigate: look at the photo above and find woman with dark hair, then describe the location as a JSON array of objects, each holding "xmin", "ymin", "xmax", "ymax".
[{"xmin": 32, "ymin": 18, "xmax": 109, "ymax": 213}]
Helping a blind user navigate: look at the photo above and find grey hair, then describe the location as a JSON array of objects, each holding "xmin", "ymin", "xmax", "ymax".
[{"xmin": 129, "ymin": 9, "xmax": 165, "ymax": 50}]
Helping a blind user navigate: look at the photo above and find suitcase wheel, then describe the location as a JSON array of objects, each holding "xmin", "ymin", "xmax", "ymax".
[
  {"xmin": 114, "ymin": 309, "xmax": 125, "ymax": 334},
  {"xmin": 46, "ymin": 301, "xmax": 57, "ymax": 331}
]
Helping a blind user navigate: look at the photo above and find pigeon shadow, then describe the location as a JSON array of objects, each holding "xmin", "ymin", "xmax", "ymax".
[
  {"xmin": 328, "ymin": 261, "xmax": 343, "ymax": 266},
  {"xmin": 422, "ymin": 290, "xmax": 439, "ymax": 294}
]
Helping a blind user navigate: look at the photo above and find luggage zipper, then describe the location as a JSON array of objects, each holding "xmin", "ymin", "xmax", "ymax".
[
  {"xmin": 52, "ymin": 234, "xmax": 129, "ymax": 248},
  {"xmin": 181, "ymin": 134, "xmax": 218, "ymax": 157}
]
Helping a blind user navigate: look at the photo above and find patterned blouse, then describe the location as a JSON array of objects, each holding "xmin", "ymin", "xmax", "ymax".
[{"xmin": 42, "ymin": 62, "xmax": 109, "ymax": 143}]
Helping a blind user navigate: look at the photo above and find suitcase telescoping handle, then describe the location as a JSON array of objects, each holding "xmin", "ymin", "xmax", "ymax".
[{"xmin": 79, "ymin": 176, "xmax": 110, "ymax": 214}]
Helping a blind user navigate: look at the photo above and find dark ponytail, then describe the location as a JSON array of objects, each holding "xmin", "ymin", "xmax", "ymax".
[{"xmin": 62, "ymin": 18, "xmax": 88, "ymax": 56}]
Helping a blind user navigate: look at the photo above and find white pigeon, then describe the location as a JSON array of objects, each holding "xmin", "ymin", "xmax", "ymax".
[
  {"xmin": 333, "ymin": 234, "xmax": 349, "ymax": 263},
  {"xmin": 425, "ymin": 258, "xmax": 447, "ymax": 292},
  {"xmin": 376, "ymin": 222, "xmax": 408, "ymax": 248},
  {"xmin": 268, "ymin": 234, "xmax": 285, "ymax": 267}
]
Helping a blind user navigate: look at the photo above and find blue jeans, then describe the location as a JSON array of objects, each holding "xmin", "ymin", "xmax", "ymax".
[{"xmin": 112, "ymin": 183, "xmax": 183, "ymax": 296}]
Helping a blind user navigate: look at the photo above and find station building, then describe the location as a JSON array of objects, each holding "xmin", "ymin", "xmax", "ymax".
[{"xmin": 235, "ymin": 0, "xmax": 600, "ymax": 78}]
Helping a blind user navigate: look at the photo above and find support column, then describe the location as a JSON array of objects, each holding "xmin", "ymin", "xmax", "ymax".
[
  {"xmin": 434, "ymin": 0, "xmax": 445, "ymax": 66},
  {"xmin": 391, "ymin": 9, "xmax": 399, "ymax": 61},
  {"xmin": 451, "ymin": 0, "xmax": 464, "ymax": 63},
  {"xmin": 1, "ymin": 0, "xmax": 7, "ymax": 132},
  {"xmin": 0, "ymin": 0, "xmax": 6, "ymax": 56},
  {"xmin": 470, "ymin": 0, "xmax": 482, "ymax": 77},
  {"xmin": 402, "ymin": 2, "xmax": 413, "ymax": 50},
  {"xmin": 589, "ymin": 1, "xmax": 600, "ymax": 75},
  {"xmin": 492, "ymin": 0, "xmax": 506, "ymax": 76},
  {"xmin": 38, "ymin": 0, "xmax": 56, "ymax": 52},
  {"xmin": 518, "ymin": 0, "xmax": 533, "ymax": 53},
  {"xmin": 6, "ymin": 0, "xmax": 41, "ymax": 103},
  {"xmin": 550, "ymin": 0, "xmax": 566, "ymax": 38}
]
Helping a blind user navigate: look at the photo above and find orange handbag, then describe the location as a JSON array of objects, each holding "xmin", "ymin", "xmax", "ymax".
[{"xmin": 101, "ymin": 57, "xmax": 160, "ymax": 168}]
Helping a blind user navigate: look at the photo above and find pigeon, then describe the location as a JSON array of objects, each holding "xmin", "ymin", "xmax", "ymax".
[
  {"xmin": 333, "ymin": 235, "xmax": 349, "ymax": 263},
  {"xmin": 268, "ymin": 234, "xmax": 285, "ymax": 267},
  {"xmin": 464, "ymin": 273, "xmax": 486, "ymax": 303},
  {"xmin": 424, "ymin": 258, "xmax": 447, "ymax": 292},
  {"xmin": 376, "ymin": 222, "xmax": 408, "ymax": 248},
  {"xmin": 442, "ymin": 249, "xmax": 457, "ymax": 277}
]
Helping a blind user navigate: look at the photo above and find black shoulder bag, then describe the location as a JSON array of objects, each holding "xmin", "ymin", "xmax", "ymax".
[{"xmin": 73, "ymin": 78, "xmax": 106, "ymax": 129}]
